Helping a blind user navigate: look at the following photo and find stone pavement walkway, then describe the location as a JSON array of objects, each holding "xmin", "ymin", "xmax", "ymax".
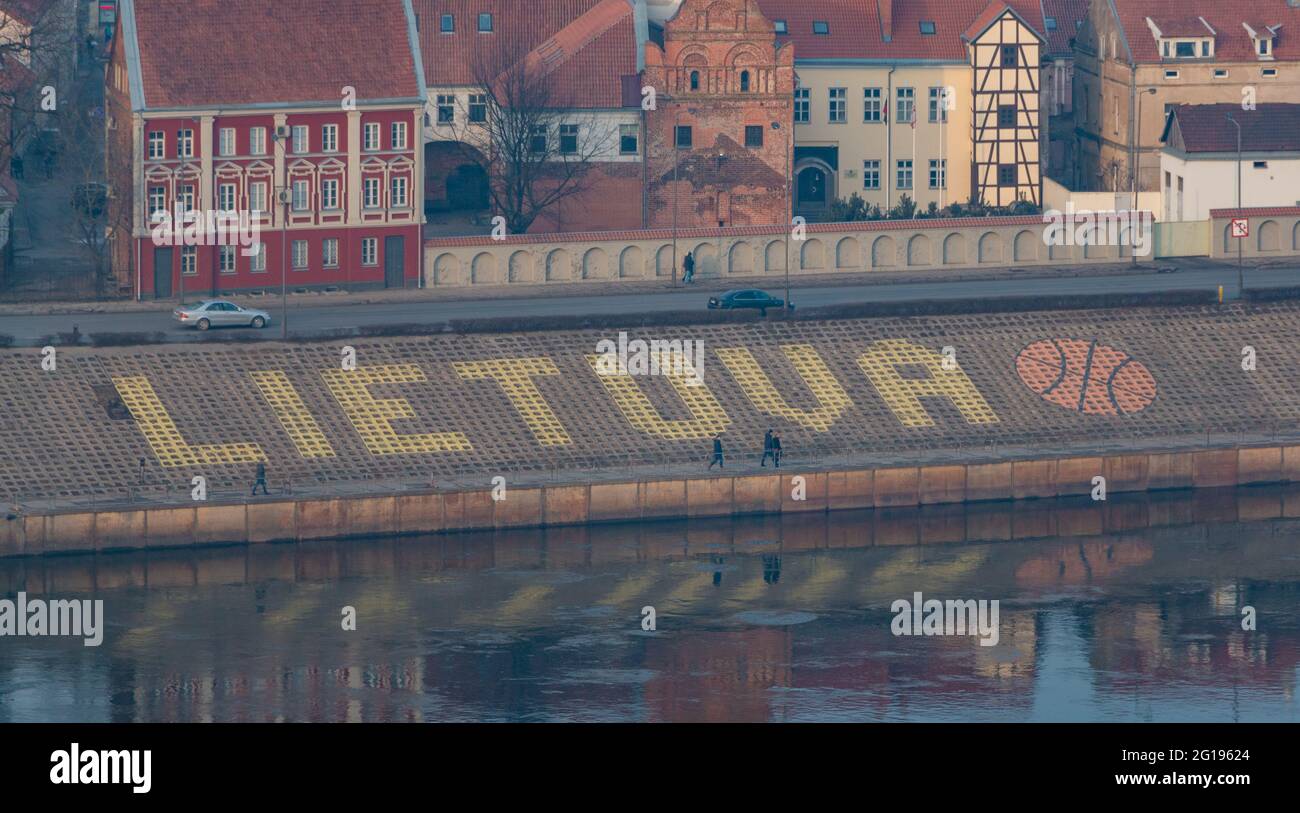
[{"xmin": 0, "ymin": 255, "xmax": 1270, "ymax": 316}]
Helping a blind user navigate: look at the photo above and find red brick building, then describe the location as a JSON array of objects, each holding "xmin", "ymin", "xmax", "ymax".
[
  {"xmin": 106, "ymin": 0, "xmax": 426, "ymax": 298},
  {"xmin": 643, "ymin": 0, "xmax": 794, "ymax": 230},
  {"xmin": 418, "ymin": 0, "xmax": 646, "ymax": 233}
]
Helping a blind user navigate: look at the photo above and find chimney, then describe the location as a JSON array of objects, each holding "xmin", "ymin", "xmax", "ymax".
[{"xmin": 879, "ymin": 0, "xmax": 893, "ymax": 42}]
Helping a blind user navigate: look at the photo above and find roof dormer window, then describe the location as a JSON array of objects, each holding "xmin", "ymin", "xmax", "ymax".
[
  {"xmin": 813, "ymin": 21, "xmax": 829, "ymax": 35},
  {"xmin": 919, "ymin": 21, "xmax": 936, "ymax": 35},
  {"xmin": 1243, "ymin": 23, "xmax": 1279, "ymax": 60},
  {"xmin": 774, "ymin": 19, "xmax": 787, "ymax": 34}
]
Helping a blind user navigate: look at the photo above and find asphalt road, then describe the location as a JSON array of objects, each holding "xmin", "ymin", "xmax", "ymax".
[{"xmin": 2, "ymin": 263, "xmax": 1293, "ymax": 346}]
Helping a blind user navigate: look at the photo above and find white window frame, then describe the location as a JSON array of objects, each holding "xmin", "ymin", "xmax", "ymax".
[
  {"xmin": 363, "ymin": 177, "xmax": 381, "ymax": 209},
  {"xmin": 292, "ymin": 240, "xmax": 309, "ymax": 269},
  {"xmin": 321, "ymin": 178, "xmax": 339, "ymax": 210},
  {"xmin": 897, "ymin": 159, "xmax": 913, "ymax": 190},
  {"xmin": 322, "ymin": 238, "xmax": 339, "ymax": 268},
  {"xmin": 362, "ymin": 237, "xmax": 378, "ymax": 266},
  {"xmin": 148, "ymin": 131, "xmax": 165, "ymax": 159},
  {"xmin": 291, "ymin": 125, "xmax": 309, "ymax": 154},
  {"xmin": 250, "ymin": 127, "xmax": 267, "ymax": 155},
  {"xmin": 391, "ymin": 121, "xmax": 408, "ymax": 150},
  {"xmin": 177, "ymin": 128, "xmax": 194, "ymax": 158},
  {"xmin": 292, "ymin": 179, "xmax": 310, "ymax": 212},
  {"xmin": 390, "ymin": 176, "xmax": 408, "ymax": 208},
  {"xmin": 219, "ymin": 127, "xmax": 236, "ymax": 157},
  {"xmin": 249, "ymin": 182, "xmax": 267, "ymax": 216},
  {"xmin": 828, "ymin": 87, "xmax": 846, "ymax": 123},
  {"xmin": 148, "ymin": 186, "xmax": 166, "ymax": 217},
  {"xmin": 218, "ymin": 183, "xmax": 237, "ymax": 212},
  {"xmin": 364, "ymin": 122, "xmax": 380, "ymax": 151},
  {"xmin": 322, "ymin": 124, "xmax": 338, "ymax": 153},
  {"xmin": 251, "ymin": 243, "xmax": 267, "ymax": 273},
  {"xmin": 863, "ymin": 160, "xmax": 880, "ymax": 190}
]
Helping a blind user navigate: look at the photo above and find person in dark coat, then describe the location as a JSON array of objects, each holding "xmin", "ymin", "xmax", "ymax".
[
  {"xmin": 772, "ymin": 431, "xmax": 783, "ymax": 468},
  {"xmin": 251, "ymin": 462, "xmax": 269, "ymax": 496},
  {"xmin": 682, "ymin": 251, "xmax": 695, "ymax": 283},
  {"xmin": 761, "ymin": 429, "xmax": 774, "ymax": 467},
  {"xmin": 708, "ymin": 433, "xmax": 724, "ymax": 469}
]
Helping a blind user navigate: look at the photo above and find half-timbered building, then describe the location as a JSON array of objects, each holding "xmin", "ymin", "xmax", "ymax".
[{"xmin": 966, "ymin": 3, "xmax": 1044, "ymax": 206}]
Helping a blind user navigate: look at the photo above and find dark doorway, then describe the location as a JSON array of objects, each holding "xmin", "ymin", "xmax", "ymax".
[
  {"xmin": 153, "ymin": 247, "xmax": 173, "ymax": 298},
  {"xmin": 384, "ymin": 236, "xmax": 405, "ymax": 288},
  {"xmin": 446, "ymin": 164, "xmax": 489, "ymax": 210},
  {"xmin": 797, "ymin": 166, "xmax": 827, "ymax": 208}
]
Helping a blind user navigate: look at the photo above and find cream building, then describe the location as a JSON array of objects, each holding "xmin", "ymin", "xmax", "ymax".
[
  {"xmin": 1160, "ymin": 103, "xmax": 1300, "ymax": 222},
  {"xmin": 755, "ymin": 0, "xmax": 1046, "ymax": 215},
  {"xmin": 1073, "ymin": 0, "xmax": 1300, "ymax": 194}
]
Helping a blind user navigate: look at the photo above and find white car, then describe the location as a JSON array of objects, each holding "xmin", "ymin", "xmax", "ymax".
[{"xmin": 173, "ymin": 300, "xmax": 271, "ymax": 331}]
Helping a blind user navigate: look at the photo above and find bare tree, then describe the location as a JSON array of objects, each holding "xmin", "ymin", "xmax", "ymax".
[
  {"xmin": 0, "ymin": 4, "xmax": 82, "ymax": 176},
  {"xmin": 58, "ymin": 75, "xmax": 117, "ymax": 295},
  {"xmin": 445, "ymin": 30, "xmax": 617, "ymax": 234}
]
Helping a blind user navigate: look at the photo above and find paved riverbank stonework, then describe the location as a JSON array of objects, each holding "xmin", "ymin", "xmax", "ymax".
[{"xmin": 2, "ymin": 302, "xmax": 1298, "ymax": 507}]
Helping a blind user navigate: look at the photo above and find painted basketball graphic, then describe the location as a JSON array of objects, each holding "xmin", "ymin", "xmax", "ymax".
[{"xmin": 1015, "ymin": 338, "xmax": 1157, "ymax": 416}]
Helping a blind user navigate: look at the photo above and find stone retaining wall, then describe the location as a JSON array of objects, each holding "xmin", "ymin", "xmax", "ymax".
[
  {"xmin": 422, "ymin": 214, "xmax": 1152, "ymax": 287},
  {"xmin": 6, "ymin": 444, "xmax": 1297, "ymax": 557}
]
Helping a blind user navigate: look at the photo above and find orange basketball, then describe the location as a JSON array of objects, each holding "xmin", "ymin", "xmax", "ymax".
[{"xmin": 1015, "ymin": 338, "xmax": 1157, "ymax": 416}]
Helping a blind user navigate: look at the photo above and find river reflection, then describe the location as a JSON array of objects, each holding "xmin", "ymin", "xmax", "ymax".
[{"xmin": 2, "ymin": 486, "xmax": 1300, "ymax": 722}]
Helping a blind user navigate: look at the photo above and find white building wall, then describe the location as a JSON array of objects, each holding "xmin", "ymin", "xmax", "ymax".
[{"xmin": 1160, "ymin": 152, "xmax": 1300, "ymax": 222}]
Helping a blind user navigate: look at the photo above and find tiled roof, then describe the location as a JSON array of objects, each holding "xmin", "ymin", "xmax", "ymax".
[
  {"xmin": 0, "ymin": 0, "xmax": 55, "ymax": 25},
  {"xmin": 1147, "ymin": 16, "xmax": 1216, "ymax": 38},
  {"xmin": 0, "ymin": 55, "xmax": 35, "ymax": 94},
  {"xmin": 1210, "ymin": 207, "xmax": 1300, "ymax": 218},
  {"xmin": 518, "ymin": 0, "xmax": 640, "ymax": 108},
  {"xmin": 1166, "ymin": 103, "xmax": 1300, "ymax": 153},
  {"xmin": 126, "ymin": 0, "xmax": 422, "ymax": 110},
  {"xmin": 754, "ymin": 0, "xmax": 1045, "ymax": 62},
  {"xmin": 1112, "ymin": 1, "xmax": 1300, "ymax": 63},
  {"xmin": 1039, "ymin": 0, "xmax": 1089, "ymax": 57},
  {"xmin": 416, "ymin": 0, "xmax": 609, "ymax": 86}
]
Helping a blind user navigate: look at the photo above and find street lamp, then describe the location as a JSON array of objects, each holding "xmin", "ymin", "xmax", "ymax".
[
  {"xmin": 715, "ymin": 151, "xmax": 727, "ymax": 277},
  {"xmin": 272, "ymin": 126, "xmax": 290, "ymax": 338},
  {"xmin": 671, "ymin": 113, "xmax": 681, "ymax": 288},
  {"xmin": 1226, "ymin": 112, "xmax": 1243, "ymax": 292},
  {"xmin": 1131, "ymin": 87, "xmax": 1156, "ymax": 265},
  {"xmin": 772, "ymin": 120, "xmax": 790, "ymax": 310}
]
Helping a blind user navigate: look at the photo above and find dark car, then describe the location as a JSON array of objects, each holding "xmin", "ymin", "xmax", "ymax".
[{"xmin": 707, "ymin": 289, "xmax": 791, "ymax": 315}]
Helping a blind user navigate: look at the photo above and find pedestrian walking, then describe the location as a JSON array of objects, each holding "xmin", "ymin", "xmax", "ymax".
[
  {"xmin": 760, "ymin": 429, "xmax": 774, "ymax": 467},
  {"xmin": 708, "ymin": 433, "xmax": 724, "ymax": 469},
  {"xmin": 772, "ymin": 431, "xmax": 783, "ymax": 468},
  {"xmin": 682, "ymin": 251, "xmax": 695, "ymax": 284},
  {"xmin": 251, "ymin": 462, "xmax": 269, "ymax": 496}
]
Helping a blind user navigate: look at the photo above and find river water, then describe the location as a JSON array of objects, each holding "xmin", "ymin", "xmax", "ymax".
[{"xmin": 2, "ymin": 486, "xmax": 1299, "ymax": 722}]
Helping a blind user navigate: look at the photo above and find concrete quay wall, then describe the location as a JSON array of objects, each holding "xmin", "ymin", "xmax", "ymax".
[{"xmin": 5, "ymin": 445, "xmax": 1298, "ymax": 557}]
